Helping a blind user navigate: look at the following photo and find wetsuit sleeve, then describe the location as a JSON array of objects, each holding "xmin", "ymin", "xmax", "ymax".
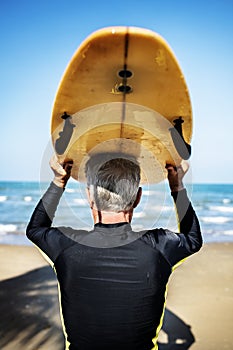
[
  {"xmin": 26, "ymin": 182, "xmax": 73, "ymax": 263},
  {"xmin": 154, "ymin": 189, "xmax": 202, "ymax": 266}
]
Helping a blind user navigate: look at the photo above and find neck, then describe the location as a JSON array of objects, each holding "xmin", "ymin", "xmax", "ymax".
[{"xmin": 91, "ymin": 208, "xmax": 133, "ymax": 224}]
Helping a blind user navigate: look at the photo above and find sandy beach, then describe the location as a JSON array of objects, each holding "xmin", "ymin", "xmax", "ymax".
[{"xmin": 0, "ymin": 242, "xmax": 232, "ymax": 350}]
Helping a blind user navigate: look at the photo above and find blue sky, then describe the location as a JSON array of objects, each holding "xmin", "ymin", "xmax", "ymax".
[{"xmin": 1, "ymin": 0, "xmax": 232, "ymax": 183}]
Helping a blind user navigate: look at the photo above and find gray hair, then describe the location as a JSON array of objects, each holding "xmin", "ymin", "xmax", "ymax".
[{"xmin": 85, "ymin": 154, "xmax": 141, "ymax": 212}]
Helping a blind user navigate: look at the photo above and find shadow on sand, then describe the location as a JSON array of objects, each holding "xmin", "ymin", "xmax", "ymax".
[
  {"xmin": 158, "ymin": 308, "xmax": 195, "ymax": 349},
  {"xmin": 0, "ymin": 266, "xmax": 194, "ymax": 349}
]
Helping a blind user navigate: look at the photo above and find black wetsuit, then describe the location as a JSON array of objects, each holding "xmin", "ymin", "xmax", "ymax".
[{"xmin": 26, "ymin": 183, "xmax": 202, "ymax": 350}]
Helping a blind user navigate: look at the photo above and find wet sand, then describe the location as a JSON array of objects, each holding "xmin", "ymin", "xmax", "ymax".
[{"xmin": 0, "ymin": 243, "xmax": 232, "ymax": 350}]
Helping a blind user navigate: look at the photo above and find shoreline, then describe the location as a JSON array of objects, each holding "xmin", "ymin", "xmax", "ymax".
[
  {"xmin": 1, "ymin": 230, "xmax": 233, "ymax": 247},
  {"xmin": 0, "ymin": 242, "xmax": 232, "ymax": 349}
]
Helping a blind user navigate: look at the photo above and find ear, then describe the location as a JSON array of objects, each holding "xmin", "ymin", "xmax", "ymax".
[
  {"xmin": 86, "ymin": 187, "xmax": 93, "ymax": 208},
  {"xmin": 133, "ymin": 187, "xmax": 142, "ymax": 208},
  {"xmin": 86, "ymin": 185, "xmax": 94, "ymax": 209}
]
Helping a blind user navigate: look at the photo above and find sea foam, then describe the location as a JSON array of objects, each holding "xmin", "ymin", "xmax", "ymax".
[
  {"xmin": 0, "ymin": 224, "xmax": 17, "ymax": 234},
  {"xmin": 73, "ymin": 198, "xmax": 87, "ymax": 206},
  {"xmin": 0, "ymin": 196, "xmax": 7, "ymax": 202},
  {"xmin": 209, "ymin": 205, "xmax": 233, "ymax": 213},
  {"xmin": 223, "ymin": 230, "xmax": 233, "ymax": 236},
  {"xmin": 201, "ymin": 216, "xmax": 232, "ymax": 224}
]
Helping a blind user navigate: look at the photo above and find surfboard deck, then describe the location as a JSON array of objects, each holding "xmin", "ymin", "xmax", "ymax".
[{"xmin": 51, "ymin": 26, "xmax": 192, "ymax": 183}]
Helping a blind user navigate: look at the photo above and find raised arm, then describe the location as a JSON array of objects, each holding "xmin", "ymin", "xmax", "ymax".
[
  {"xmin": 158, "ymin": 163, "xmax": 203, "ymax": 266},
  {"xmin": 26, "ymin": 155, "xmax": 73, "ymax": 262},
  {"xmin": 166, "ymin": 162, "xmax": 200, "ymax": 235}
]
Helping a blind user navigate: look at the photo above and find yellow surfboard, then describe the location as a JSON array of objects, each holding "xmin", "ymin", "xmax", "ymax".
[{"xmin": 51, "ymin": 26, "xmax": 192, "ymax": 183}]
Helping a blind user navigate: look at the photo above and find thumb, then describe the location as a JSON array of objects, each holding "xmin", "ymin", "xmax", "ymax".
[{"xmin": 179, "ymin": 160, "xmax": 189, "ymax": 176}]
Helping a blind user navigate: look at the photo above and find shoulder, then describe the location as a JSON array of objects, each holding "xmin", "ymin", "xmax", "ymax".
[
  {"xmin": 57, "ymin": 226, "xmax": 89, "ymax": 243},
  {"xmin": 141, "ymin": 228, "xmax": 180, "ymax": 249},
  {"xmin": 32, "ymin": 226, "xmax": 90, "ymax": 263},
  {"xmin": 141, "ymin": 228, "xmax": 169, "ymax": 246}
]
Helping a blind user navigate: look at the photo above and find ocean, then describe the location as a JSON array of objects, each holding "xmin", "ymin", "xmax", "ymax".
[{"xmin": 0, "ymin": 181, "xmax": 233, "ymax": 245}]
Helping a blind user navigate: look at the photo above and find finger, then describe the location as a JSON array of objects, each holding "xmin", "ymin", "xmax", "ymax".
[
  {"xmin": 49, "ymin": 153, "xmax": 57, "ymax": 166},
  {"xmin": 63, "ymin": 160, "xmax": 73, "ymax": 175},
  {"xmin": 180, "ymin": 160, "xmax": 189, "ymax": 174},
  {"xmin": 165, "ymin": 163, "xmax": 177, "ymax": 172},
  {"xmin": 63, "ymin": 159, "xmax": 73, "ymax": 168},
  {"xmin": 50, "ymin": 154, "xmax": 66, "ymax": 175}
]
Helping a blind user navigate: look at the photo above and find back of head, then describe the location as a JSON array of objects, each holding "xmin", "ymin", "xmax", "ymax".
[{"xmin": 85, "ymin": 154, "xmax": 141, "ymax": 212}]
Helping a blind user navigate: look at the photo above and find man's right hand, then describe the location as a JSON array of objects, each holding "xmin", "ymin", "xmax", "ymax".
[
  {"xmin": 50, "ymin": 154, "xmax": 73, "ymax": 188},
  {"xmin": 165, "ymin": 161, "xmax": 189, "ymax": 192}
]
